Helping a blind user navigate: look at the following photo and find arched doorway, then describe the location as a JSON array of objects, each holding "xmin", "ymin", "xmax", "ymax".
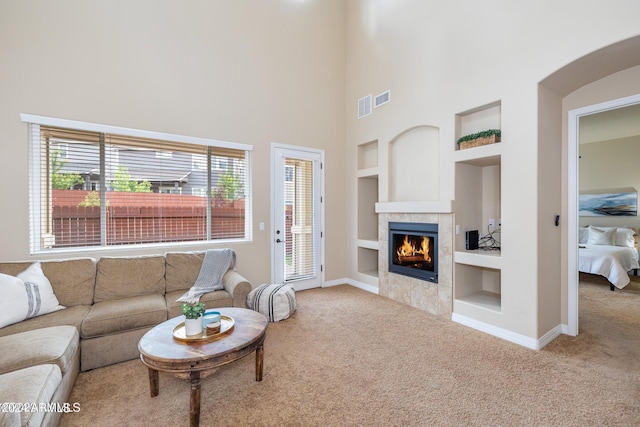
[{"xmin": 539, "ymin": 35, "xmax": 640, "ymax": 336}]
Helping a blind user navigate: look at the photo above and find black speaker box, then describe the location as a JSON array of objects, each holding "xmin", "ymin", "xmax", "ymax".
[{"xmin": 465, "ymin": 230, "xmax": 479, "ymax": 250}]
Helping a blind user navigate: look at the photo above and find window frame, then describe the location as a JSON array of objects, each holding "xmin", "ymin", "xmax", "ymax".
[{"xmin": 22, "ymin": 114, "xmax": 253, "ymax": 254}]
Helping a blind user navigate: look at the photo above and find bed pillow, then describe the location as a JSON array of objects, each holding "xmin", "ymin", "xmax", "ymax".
[
  {"xmin": 578, "ymin": 227, "xmax": 589, "ymax": 244},
  {"xmin": 587, "ymin": 226, "xmax": 616, "ymax": 246},
  {"xmin": 615, "ymin": 227, "xmax": 636, "ymax": 248},
  {"xmin": 0, "ymin": 262, "xmax": 65, "ymax": 328}
]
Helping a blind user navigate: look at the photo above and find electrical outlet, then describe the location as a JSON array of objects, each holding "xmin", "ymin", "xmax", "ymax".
[{"xmin": 489, "ymin": 218, "xmax": 495, "ymax": 227}]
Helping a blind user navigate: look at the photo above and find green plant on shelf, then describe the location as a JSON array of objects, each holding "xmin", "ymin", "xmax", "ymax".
[{"xmin": 456, "ymin": 129, "xmax": 501, "ymax": 144}]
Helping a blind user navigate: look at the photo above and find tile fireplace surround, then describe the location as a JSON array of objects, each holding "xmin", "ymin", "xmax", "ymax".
[{"xmin": 378, "ymin": 212, "xmax": 453, "ymax": 317}]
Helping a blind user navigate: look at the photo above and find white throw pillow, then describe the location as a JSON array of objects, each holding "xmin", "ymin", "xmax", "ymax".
[
  {"xmin": 615, "ymin": 227, "xmax": 636, "ymax": 247},
  {"xmin": 0, "ymin": 262, "xmax": 65, "ymax": 328},
  {"xmin": 587, "ymin": 226, "xmax": 616, "ymax": 246}
]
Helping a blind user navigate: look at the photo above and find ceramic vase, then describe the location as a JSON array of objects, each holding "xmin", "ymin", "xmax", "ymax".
[{"xmin": 184, "ymin": 317, "xmax": 203, "ymax": 335}]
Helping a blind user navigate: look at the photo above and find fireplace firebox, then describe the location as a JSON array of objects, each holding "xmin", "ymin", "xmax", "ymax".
[{"xmin": 388, "ymin": 222, "xmax": 438, "ymax": 283}]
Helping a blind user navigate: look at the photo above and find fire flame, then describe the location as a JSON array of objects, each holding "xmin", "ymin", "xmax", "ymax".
[{"xmin": 397, "ymin": 235, "xmax": 431, "ymax": 262}]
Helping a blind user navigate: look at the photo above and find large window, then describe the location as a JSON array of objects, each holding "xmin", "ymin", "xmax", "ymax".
[{"xmin": 22, "ymin": 114, "xmax": 252, "ymax": 253}]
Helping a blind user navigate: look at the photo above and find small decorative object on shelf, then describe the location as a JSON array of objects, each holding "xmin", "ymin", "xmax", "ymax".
[
  {"xmin": 457, "ymin": 129, "xmax": 501, "ymax": 150},
  {"xmin": 181, "ymin": 302, "xmax": 206, "ymax": 336}
]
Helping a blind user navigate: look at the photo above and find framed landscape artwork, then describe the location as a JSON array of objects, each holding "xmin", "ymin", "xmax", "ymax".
[{"xmin": 579, "ymin": 190, "xmax": 638, "ymax": 216}]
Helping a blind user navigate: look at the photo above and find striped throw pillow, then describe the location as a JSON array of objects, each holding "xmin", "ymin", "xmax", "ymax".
[{"xmin": 0, "ymin": 262, "xmax": 64, "ymax": 328}]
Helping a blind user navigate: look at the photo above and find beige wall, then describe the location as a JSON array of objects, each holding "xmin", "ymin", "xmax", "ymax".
[
  {"xmin": 537, "ymin": 84, "xmax": 563, "ymax": 335},
  {"xmin": 0, "ymin": 0, "xmax": 347, "ymax": 286},
  {"xmin": 346, "ymin": 0, "xmax": 640, "ymax": 339}
]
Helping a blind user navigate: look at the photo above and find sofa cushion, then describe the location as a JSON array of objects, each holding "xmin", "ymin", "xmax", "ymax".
[
  {"xmin": 0, "ymin": 364, "xmax": 62, "ymax": 427},
  {"xmin": 0, "ymin": 325, "xmax": 78, "ymax": 376},
  {"xmin": 81, "ymin": 294, "xmax": 167, "ymax": 338},
  {"xmin": 0, "ymin": 258, "xmax": 96, "ymax": 307},
  {"xmin": 165, "ymin": 251, "xmax": 206, "ymax": 293},
  {"xmin": 80, "ymin": 327, "xmax": 151, "ymax": 371},
  {"xmin": 0, "ymin": 305, "xmax": 90, "ymax": 338},
  {"xmin": 165, "ymin": 289, "xmax": 233, "ymax": 319},
  {"xmin": 41, "ymin": 258, "xmax": 96, "ymax": 306},
  {"xmin": 94, "ymin": 255, "xmax": 165, "ymax": 302},
  {"xmin": 0, "ymin": 263, "xmax": 65, "ymax": 328}
]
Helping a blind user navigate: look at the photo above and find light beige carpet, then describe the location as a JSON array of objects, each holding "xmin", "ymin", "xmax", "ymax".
[
  {"xmin": 61, "ymin": 282, "xmax": 640, "ymax": 427},
  {"xmin": 545, "ymin": 273, "xmax": 640, "ymax": 373}
]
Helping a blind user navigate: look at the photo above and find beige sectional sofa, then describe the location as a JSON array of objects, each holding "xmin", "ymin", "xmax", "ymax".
[
  {"xmin": 0, "ymin": 251, "xmax": 251, "ymax": 427},
  {"xmin": 0, "ymin": 326, "xmax": 79, "ymax": 427}
]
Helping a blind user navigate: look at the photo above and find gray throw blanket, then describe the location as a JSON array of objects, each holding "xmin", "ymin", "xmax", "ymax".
[{"xmin": 176, "ymin": 248, "xmax": 236, "ymax": 304}]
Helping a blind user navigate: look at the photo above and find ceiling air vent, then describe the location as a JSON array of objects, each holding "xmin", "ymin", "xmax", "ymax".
[
  {"xmin": 358, "ymin": 94, "xmax": 372, "ymax": 119},
  {"xmin": 374, "ymin": 90, "xmax": 391, "ymax": 108}
]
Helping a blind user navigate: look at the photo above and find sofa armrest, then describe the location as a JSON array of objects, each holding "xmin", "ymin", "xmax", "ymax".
[{"xmin": 222, "ymin": 270, "xmax": 251, "ymax": 308}]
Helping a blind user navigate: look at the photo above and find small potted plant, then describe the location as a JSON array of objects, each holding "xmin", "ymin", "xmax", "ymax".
[
  {"xmin": 181, "ymin": 302, "xmax": 206, "ymax": 335},
  {"xmin": 457, "ymin": 129, "xmax": 501, "ymax": 150}
]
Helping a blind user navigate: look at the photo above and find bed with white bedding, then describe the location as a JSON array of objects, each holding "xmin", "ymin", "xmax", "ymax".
[{"xmin": 578, "ymin": 226, "xmax": 639, "ymax": 290}]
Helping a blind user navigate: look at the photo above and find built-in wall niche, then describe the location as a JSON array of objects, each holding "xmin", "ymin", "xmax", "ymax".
[
  {"xmin": 452, "ymin": 100, "xmax": 503, "ymax": 329},
  {"xmin": 454, "ymin": 262, "xmax": 501, "ymax": 312},
  {"xmin": 356, "ymin": 139, "xmax": 380, "ymax": 286},
  {"xmin": 357, "ymin": 246, "xmax": 378, "ymax": 278},
  {"xmin": 454, "ymin": 100, "xmax": 502, "ymax": 253},
  {"xmin": 455, "ymin": 101, "xmax": 501, "ymax": 150},
  {"xmin": 357, "ymin": 176, "xmax": 379, "ymax": 241},
  {"xmin": 357, "ymin": 140, "xmax": 378, "ymax": 171},
  {"xmin": 454, "ymin": 160, "xmax": 501, "ymax": 251},
  {"xmin": 389, "ymin": 126, "xmax": 439, "ymax": 202}
]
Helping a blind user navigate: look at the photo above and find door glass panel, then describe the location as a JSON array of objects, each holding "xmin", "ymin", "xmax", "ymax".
[{"xmin": 284, "ymin": 157, "xmax": 316, "ymax": 282}]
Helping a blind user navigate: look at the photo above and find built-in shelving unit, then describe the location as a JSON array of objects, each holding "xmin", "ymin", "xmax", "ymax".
[
  {"xmin": 357, "ymin": 247, "xmax": 379, "ymax": 279},
  {"xmin": 454, "ymin": 253, "xmax": 501, "ymax": 313},
  {"xmin": 356, "ymin": 140, "xmax": 379, "ymax": 282},
  {"xmin": 453, "ymin": 101, "xmax": 502, "ymax": 316},
  {"xmin": 357, "ymin": 139, "xmax": 378, "ymax": 170}
]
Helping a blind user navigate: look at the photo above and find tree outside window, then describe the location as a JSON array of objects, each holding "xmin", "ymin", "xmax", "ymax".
[
  {"xmin": 51, "ymin": 150, "xmax": 84, "ymax": 190},
  {"xmin": 110, "ymin": 165, "xmax": 152, "ymax": 192}
]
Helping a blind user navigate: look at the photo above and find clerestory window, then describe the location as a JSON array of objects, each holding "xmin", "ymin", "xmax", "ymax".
[{"xmin": 22, "ymin": 114, "xmax": 252, "ymax": 253}]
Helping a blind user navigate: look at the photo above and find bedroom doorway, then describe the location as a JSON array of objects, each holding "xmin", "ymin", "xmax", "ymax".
[{"xmin": 567, "ymin": 93, "xmax": 640, "ymax": 336}]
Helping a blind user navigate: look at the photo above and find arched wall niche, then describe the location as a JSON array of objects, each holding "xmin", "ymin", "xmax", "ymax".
[{"xmin": 388, "ymin": 125, "xmax": 439, "ymax": 202}]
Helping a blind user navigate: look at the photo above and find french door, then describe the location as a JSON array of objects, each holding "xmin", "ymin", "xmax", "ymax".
[{"xmin": 271, "ymin": 144, "xmax": 324, "ymax": 291}]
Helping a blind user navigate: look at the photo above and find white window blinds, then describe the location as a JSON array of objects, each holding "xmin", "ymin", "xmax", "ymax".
[
  {"xmin": 23, "ymin": 115, "xmax": 252, "ymax": 252},
  {"xmin": 284, "ymin": 157, "xmax": 316, "ymax": 282}
]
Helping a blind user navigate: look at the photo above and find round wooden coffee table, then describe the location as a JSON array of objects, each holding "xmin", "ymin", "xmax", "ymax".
[{"xmin": 138, "ymin": 307, "xmax": 268, "ymax": 427}]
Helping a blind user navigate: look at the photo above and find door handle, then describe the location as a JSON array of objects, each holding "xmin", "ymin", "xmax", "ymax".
[{"xmin": 276, "ymin": 238, "xmax": 284, "ymax": 243}]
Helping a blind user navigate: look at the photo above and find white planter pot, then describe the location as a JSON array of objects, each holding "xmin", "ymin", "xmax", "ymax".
[{"xmin": 184, "ymin": 317, "xmax": 203, "ymax": 336}]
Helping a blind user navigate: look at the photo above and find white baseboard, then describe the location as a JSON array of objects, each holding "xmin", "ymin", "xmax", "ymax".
[
  {"xmin": 538, "ymin": 324, "xmax": 564, "ymax": 348},
  {"xmin": 451, "ymin": 313, "xmax": 563, "ymax": 350},
  {"xmin": 560, "ymin": 323, "xmax": 575, "ymax": 336},
  {"xmin": 324, "ymin": 278, "xmax": 379, "ymax": 295}
]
